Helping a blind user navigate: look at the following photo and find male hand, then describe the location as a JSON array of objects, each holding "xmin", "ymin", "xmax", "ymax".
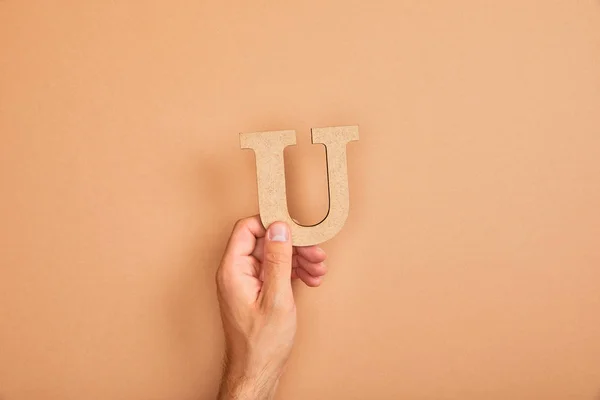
[{"xmin": 216, "ymin": 216, "xmax": 327, "ymax": 400}]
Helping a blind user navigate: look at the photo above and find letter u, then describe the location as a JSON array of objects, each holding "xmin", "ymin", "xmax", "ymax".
[{"xmin": 240, "ymin": 126, "xmax": 359, "ymax": 245}]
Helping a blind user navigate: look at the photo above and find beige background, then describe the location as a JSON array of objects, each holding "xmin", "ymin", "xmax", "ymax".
[{"xmin": 1, "ymin": 1, "xmax": 599, "ymax": 399}]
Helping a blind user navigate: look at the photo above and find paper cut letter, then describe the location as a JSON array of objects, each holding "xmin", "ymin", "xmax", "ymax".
[{"xmin": 240, "ymin": 125, "xmax": 359, "ymax": 245}]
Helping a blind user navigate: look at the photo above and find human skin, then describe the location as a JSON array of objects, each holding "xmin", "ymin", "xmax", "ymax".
[{"xmin": 215, "ymin": 216, "xmax": 328, "ymax": 400}]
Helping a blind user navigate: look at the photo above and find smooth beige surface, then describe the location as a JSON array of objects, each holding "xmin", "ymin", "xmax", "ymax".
[
  {"xmin": 241, "ymin": 126, "xmax": 358, "ymax": 245},
  {"xmin": 1, "ymin": 1, "xmax": 599, "ymax": 399}
]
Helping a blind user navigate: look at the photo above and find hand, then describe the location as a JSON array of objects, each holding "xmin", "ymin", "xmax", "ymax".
[{"xmin": 215, "ymin": 216, "xmax": 328, "ymax": 400}]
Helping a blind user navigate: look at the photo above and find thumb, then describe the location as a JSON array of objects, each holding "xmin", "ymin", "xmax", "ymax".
[{"xmin": 260, "ymin": 222, "xmax": 293, "ymax": 308}]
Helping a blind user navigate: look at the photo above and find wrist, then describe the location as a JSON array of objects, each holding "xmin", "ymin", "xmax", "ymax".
[{"xmin": 217, "ymin": 357, "xmax": 281, "ymax": 400}]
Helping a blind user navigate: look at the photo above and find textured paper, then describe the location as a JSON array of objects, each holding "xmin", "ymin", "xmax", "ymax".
[{"xmin": 241, "ymin": 126, "xmax": 359, "ymax": 245}]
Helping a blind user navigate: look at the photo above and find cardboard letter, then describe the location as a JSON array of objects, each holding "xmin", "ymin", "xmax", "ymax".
[{"xmin": 240, "ymin": 126, "xmax": 359, "ymax": 245}]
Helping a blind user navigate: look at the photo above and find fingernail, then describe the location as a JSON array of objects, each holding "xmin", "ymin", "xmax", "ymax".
[{"xmin": 268, "ymin": 223, "xmax": 289, "ymax": 242}]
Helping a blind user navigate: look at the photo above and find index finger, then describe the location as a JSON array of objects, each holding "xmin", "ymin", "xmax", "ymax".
[{"xmin": 224, "ymin": 215, "xmax": 267, "ymax": 258}]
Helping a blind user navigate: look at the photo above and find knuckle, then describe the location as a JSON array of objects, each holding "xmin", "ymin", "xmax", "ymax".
[
  {"xmin": 264, "ymin": 251, "xmax": 288, "ymax": 266},
  {"xmin": 263, "ymin": 293, "xmax": 295, "ymax": 314},
  {"xmin": 233, "ymin": 218, "xmax": 245, "ymax": 232},
  {"xmin": 215, "ymin": 266, "xmax": 233, "ymax": 289}
]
